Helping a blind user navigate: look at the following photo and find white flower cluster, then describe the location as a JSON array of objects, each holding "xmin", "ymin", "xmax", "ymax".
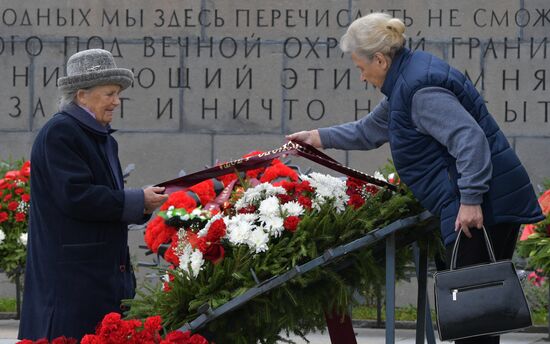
[
  {"xmin": 300, "ymin": 173, "xmax": 349, "ymax": 213},
  {"xmin": 0, "ymin": 230, "xmax": 5, "ymax": 244},
  {"xmin": 235, "ymin": 184, "xmax": 285, "ymax": 210},
  {"xmin": 178, "ymin": 238, "xmax": 204, "ymax": 278},
  {"xmin": 17, "ymin": 201, "xmax": 28, "ymax": 213},
  {"xmin": 19, "ymin": 233, "xmax": 27, "ymax": 246},
  {"xmin": 175, "ymin": 172, "xmax": 352, "ymax": 278}
]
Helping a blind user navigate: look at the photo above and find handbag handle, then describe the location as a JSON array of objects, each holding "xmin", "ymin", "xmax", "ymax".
[{"xmin": 450, "ymin": 226, "xmax": 497, "ymax": 270}]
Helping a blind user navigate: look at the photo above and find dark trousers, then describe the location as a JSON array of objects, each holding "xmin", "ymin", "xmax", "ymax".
[{"xmin": 443, "ymin": 223, "xmax": 520, "ymax": 344}]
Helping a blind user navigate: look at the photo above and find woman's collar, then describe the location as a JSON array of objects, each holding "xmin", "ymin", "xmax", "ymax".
[
  {"xmin": 61, "ymin": 102, "xmax": 115, "ymax": 135},
  {"xmin": 380, "ymin": 47, "xmax": 411, "ymax": 98}
]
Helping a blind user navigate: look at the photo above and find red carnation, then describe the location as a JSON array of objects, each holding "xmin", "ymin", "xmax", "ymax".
[
  {"xmin": 4, "ymin": 170, "xmax": 20, "ymax": 180},
  {"xmin": 163, "ymin": 233, "xmax": 181, "ymax": 266},
  {"xmin": 21, "ymin": 194, "xmax": 30, "ymax": 202},
  {"xmin": 189, "ymin": 180, "xmax": 217, "ymax": 206},
  {"xmin": 34, "ymin": 339, "xmax": 49, "ymax": 344},
  {"xmin": 145, "ymin": 217, "xmax": 177, "ymax": 254},
  {"xmin": 279, "ymin": 180, "xmax": 297, "ymax": 193},
  {"xmin": 0, "ymin": 179, "xmax": 7, "ymax": 190},
  {"xmin": 80, "ymin": 335, "xmax": 101, "ymax": 344},
  {"xmin": 15, "ymin": 188, "xmax": 24, "ymax": 195},
  {"xmin": 217, "ymin": 172, "xmax": 238, "ymax": 187},
  {"xmin": 297, "ymin": 195, "xmax": 312, "ymax": 210},
  {"xmin": 203, "ymin": 243, "xmax": 225, "ymax": 264},
  {"xmin": 3, "ymin": 194, "xmax": 12, "ymax": 202},
  {"xmin": 20, "ymin": 161, "xmax": 31, "ymax": 177},
  {"xmin": 52, "ymin": 336, "xmax": 78, "ymax": 344},
  {"xmin": 160, "ymin": 191, "xmax": 197, "ymax": 212},
  {"xmin": 7, "ymin": 201, "xmax": 19, "ymax": 211},
  {"xmin": 162, "ymin": 330, "xmax": 192, "ymax": 344},
  {"xmin": 189, "ymin": 334, "xmax": 210, "ymax": 344},
  {"xmin": 0, "ymin": 212, "xmax": 8, "ymax": 223},
  {"xmin": 15, "ymin": 212, "xmax": 26, "ymax": 222},
  {"xmin": 295, "ymin": 180, "xmax": 314, "ymax": 193},
  {"xmin": 205, "ymin": 219, "xmax": 226, "ymax": 242},
  {"xmin": 539, "ymin": 189, "xmax": 550, "ymax": 215},
  {"xmin": 15, "ymin": 340, "xmax": 34, "ymax": 344},
  {"xmin": 260, "ymin": 163, "xmax": 298, "ymax": 183},
  {"xmin": 144, "ymin": 315, "xmax": 162, "ymax": 332},
  {"xmin": 348, "ymin": 194, "xmax": 365, "ymax": 209},
  {"xmin": 187, "ymin": 232, "xmax": 208, "ymax": 253},
  {"xmin": 277, "ymin": 194, "xmax": 293, "ymax": 204},
  {"xmin": 283, "ymin": 216, "xmax": 301, "ymax": 232}
]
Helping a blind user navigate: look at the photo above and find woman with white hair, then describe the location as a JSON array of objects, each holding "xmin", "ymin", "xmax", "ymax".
[
  {"xmin": 19, "ymin": 49, "xmax": 168, "ymax": 340},
  {"xmin": 288, "ymin": 13, "xmax": 543, "ymax": 344}
]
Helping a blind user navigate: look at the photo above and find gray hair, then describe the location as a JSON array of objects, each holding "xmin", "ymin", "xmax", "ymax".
[
  {"xmin": 340, "ymin": 12, "xmax": 406, "ymax": 59},
  {"xmin": 58, "ymin": 89, "xmax": 77, "ymax": 110}
]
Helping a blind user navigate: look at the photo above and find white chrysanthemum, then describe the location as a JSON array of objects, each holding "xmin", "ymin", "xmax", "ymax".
[
  {"xmin": 235, "ymin": 183, "xmax": 286, "ymax": 210},
  {"xmin": 189, "ymin": 249, "xmax": 204, "ymax": 277},
  {"xmin": 258, "ymin": 196, "xmax": 280, "ymax": 217},
  {"xmin": 19, "ymin": 233, "xmax": 28, "ymax": 246},
  {"xmin": 198, "ymin": 213, "xmax": 223, "ymax": 237},
  {"xmin": 0, "ymin": 230, "xmax": 5, "ymax": 244},
  {"xmin": 301, "ymin": 173, "xmax": 349, "ymax": 213},
  {"xmin": 225, "ymin": 214, "xmax": 256, "ymax": 245},
  {"xmin": 259, "ymin": 215, "xmax": 284, "ymax": 237},
  {"xmin": 374, "ymin": 171, "xmax": 387, "ymax": 182},
  {"xmin": 178, "ymin": 245, "xmax": 193, "ymax": 275},
  {"xmin": 247, "ymin": 229, "xmax": 270, "ymax": 253},
  {"xmin": 281, "ymin": 201, "xmax": 304, "ymax": 217}
]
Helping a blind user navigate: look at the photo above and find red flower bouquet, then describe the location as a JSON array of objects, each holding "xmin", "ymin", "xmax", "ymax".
[
  {"xmin": 0, "ymin": 159, "xmax": 31, "ymax": 280},
  {"xmin": 518, "ymin": 185, "xmax": 550, "ymax": 276},
  {"xmin": 131, "ymin": 151, "xmax": 432, "ymax": 344},
  {"xmin": 17, "ymin": 313, "xmax": 210, "ymax": 344}
]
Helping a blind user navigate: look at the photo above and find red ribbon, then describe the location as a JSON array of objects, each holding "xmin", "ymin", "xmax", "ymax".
[{"xmin": 155, "ymin": 141, "xmax": 396, "ymax": 194}]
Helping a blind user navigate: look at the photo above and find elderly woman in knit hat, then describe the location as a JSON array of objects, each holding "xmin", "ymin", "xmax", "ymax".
[
  {"xmin": 288, "ymin": 13, "xmax": 543, "ymax": 344},
  {"xmin": 19, "ymin": 49, "xmax": 168, "ymax": 341}
]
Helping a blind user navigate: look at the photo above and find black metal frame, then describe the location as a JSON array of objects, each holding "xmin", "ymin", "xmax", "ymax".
[{"xmin": 175, "ymin": 210, "xmax": 438, "ymax": 343}]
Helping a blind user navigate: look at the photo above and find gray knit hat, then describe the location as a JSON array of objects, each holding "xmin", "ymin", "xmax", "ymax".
[{"xmin": 58, "ymin": 49, "xmax": 134, "ymax": 92}]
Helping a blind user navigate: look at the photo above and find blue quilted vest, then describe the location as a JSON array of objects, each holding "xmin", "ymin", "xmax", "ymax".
[{"xmin": 383, "ymin": 48, "xmax": 544, "ymax": 245}]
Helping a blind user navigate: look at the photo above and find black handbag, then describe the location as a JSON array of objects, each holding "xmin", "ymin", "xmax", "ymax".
[{"xmin": 433, "ymin": 227, "xmax": 532, "ymax": 341}]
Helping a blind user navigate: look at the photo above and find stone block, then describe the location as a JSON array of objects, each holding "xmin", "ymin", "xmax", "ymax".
[
  {"xmin": 0, "ymin": 132, "xmax": 35, "ymax": 162},
  {"xmin": 352, "ymin": 0, "xmax": 520, "ymax": 40},
  {"xmin": 514, "ymin": 138, "xmax": 550, "ymax": 189},
  {"xmin": 29, "ymin": 42, "xmax": 66, "ymax": 131},
  {"xmin": 0, "ymin": 0, "xmax": 201, "ymax": 39},
  {"xmin": 115, "ymin": 132, "xmax": 213, "ymax": 189},
  {"xmin": 283, "ymin": 52, "xmax": 386, "ymax": 133},
  {"xmin": 204, "ymin": 0, "xmax": 349, "ymax": 41},
  {"xmin": 0, "ymin": 40, "xmax": 32, "ymax": 131},
  {"xmin": 483, "ymin": 43, "xmax": 549, "ymax": 137},
  {"xmin": 182, "ymin": 44, "xmax": 284, "ymax": 133},
  {"xmin": 519, "ymin": 0, "xmax": 550, "ymax": 40},
  {"xmin": 108, "ymin": 42, "xmax": 181, "ymax": 131}
]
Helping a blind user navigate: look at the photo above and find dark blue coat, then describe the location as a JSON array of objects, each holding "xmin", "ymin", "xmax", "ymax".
[
  {"xmin": 383, "ymin": 48, "xmax": 544, "ymax": 244},
  {"xmin": 19, "ymin": 103, "xmax": 145, "ymax": 340}
]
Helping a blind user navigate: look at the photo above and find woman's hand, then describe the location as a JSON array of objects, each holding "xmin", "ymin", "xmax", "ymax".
[
  {"xmin": 143, "ymin": 186, "xmax": 169, "ymax": 214},
  {"xmin": 285, "ymin": 130, "xmax": 322, "ymax": 148},
  {"xmin": 455, "ymin": 204, "xmax": 484, "ymax": 238}
]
